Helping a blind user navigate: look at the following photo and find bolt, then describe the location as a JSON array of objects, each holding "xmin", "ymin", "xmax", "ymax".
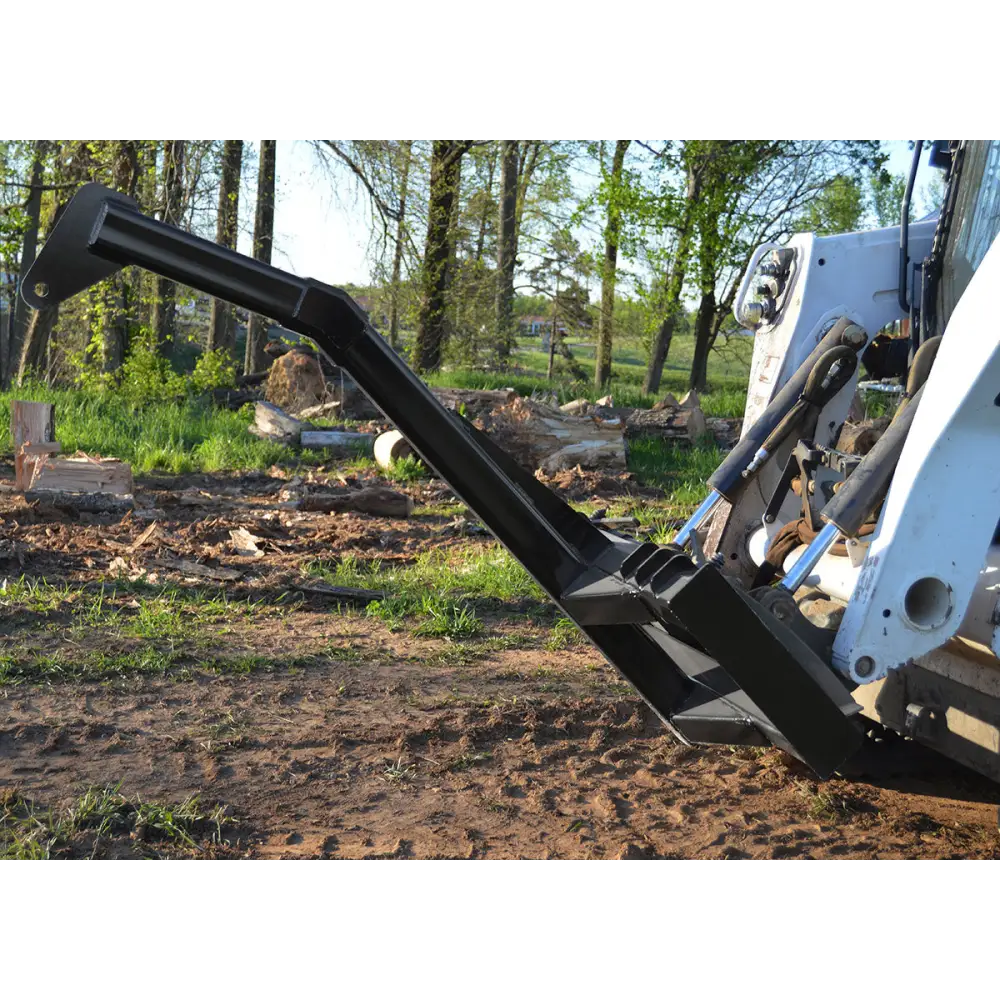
[
  {"xmin": 854, "ymin": 655, "xmax": 875, "ymax": 678},
  {"xmin": 764, "ymin": 513, "xmax": 775, "ymax": 523},
  {"xmin": 842, "ymin": 324, "xmax": 867, "ymax": 349},
  {"xmin": 740, "ymin": 301, "xmax": 764, "ymax": 328}
]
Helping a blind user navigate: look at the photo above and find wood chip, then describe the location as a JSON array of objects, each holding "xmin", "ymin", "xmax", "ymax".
[
  {"xmin": 154, "ymin": 557, "xmax": 242, "ymax": 581},
  {"xmin": 230, "ymin": 527, "xmax": 264, "ymax": 558},
  {"xmin": 129, "ymin": 521, "xmax": 161, "ymax": 553}
]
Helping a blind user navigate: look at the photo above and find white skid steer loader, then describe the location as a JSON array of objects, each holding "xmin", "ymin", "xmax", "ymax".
[{"xmin": 19, "ymin": 139, "xmax": 1000, "ymax": 784}]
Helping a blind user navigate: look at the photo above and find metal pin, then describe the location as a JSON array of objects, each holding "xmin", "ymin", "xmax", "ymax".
[
  {"xmin": 674, "ymin": 490, "xmax": 722, "ymax": 548},
  {"xmin": 779, "ymin": 521, "xmax": 840, "ymax": 594}
]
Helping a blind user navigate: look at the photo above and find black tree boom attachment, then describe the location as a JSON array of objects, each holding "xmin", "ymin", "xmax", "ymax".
[{"xmin": 22, "ymin": 183, "xmax": 864, "ymax": 777}]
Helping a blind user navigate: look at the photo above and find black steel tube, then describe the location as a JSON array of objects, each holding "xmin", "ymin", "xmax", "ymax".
[
  {"xmin": 95, "ymin": 202, "xmax": 303, "ymax": 321},
  {"xmin": 820, "ymin": 383, "xmax": 924, "ymax": 537},
  {"xmin": 708, "ymin": 318, "xmax": 856, "ymax": 502}
]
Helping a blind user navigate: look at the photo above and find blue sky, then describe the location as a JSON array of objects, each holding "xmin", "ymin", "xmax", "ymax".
[{"xmin": 241, "ymin": 140, "xmax": 939, "ymax": 289}]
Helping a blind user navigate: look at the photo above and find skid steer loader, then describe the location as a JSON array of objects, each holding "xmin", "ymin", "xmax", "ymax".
[{"xmin": 20, "ymin": 139, "xmax": 1000, "ymax": 783}]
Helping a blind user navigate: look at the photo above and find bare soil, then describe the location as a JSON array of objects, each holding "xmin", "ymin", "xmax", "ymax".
[{"xmin": 1, "ymin": 467, "xmax": 999, "ymax": 859}]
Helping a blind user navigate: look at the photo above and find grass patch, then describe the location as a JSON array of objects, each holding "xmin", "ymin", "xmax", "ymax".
[
  {"xmin": 0, "ymin": 783, "xmax": 232, "ymax": 859},
  {"xmin": 0, "ymin": 386, "xmax": 299, "ymax": 475},
  {"xmin": 545, "ymin": 616, "xmax": 584, "ymax": 651},
  {"xmin": 308, "ymin": 546, "xmax": 550, "ymax": 633}
]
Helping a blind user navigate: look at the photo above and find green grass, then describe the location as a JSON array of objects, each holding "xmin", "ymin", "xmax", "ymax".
[
  {"xmin": 0, "ymin": 578, "xmax": 288, "ymax": 685},
  {"xmin": 307, "ymin": 546, "xmax": 550, "ymax": 632},
  {"xmin": 0, "ymin": 783, "xmax": 231, "ymax": 859},
  {"xmin": 427, "ymin": 333, "xmax": 750, "ymax": 419},
  {"xmin": 0, "ymin": 385, "xmax": 300, "ymax": 475}
]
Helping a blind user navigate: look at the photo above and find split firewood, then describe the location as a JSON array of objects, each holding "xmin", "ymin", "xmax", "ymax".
[
  {"xmin": 248, "ymin": 401, "xmax": 307, "ymax": 445},
  {"xmin": 651, "ymin": 393, "xmax": 681, "ymax": 411},
  {"xmin": 12, "ymin": 400, "xmax": 57, "ymax": 490},
  {"xmin": 679, "ymin": 390, "xmax": 701, "ymax": 410},
  {"xmin": 295, "ymin": 486, "xmax": 414, "ymax": 518},
  {"xmin": 28, "ymin": 455, "xmax": 134, "ymax": 496},
  {"xmin": 559, "ymin": 398, "xmax": 590, "ymax": 415},
  {"xmin": 293, "ymin": 400, "xmax": 342, "ymax": 422},
  {"xmin": 373, "ymin": 430, "xmax": 414, "ymax": 470}
]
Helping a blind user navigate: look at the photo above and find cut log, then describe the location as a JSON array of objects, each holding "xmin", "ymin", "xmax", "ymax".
[
  {"xmin": 625, "ymin": 405, "xmax": 708, "ymax": 442},
  {"xmin": 299, "ymin": 430, "xmax": 374, "ymax": 451},
  {"xmin": 296, "ymin": 486, "xmax": 413, "ymax": 518},
  {"xmin": 595, "ymin": 394, "xmax": 614, "ymax": 407},
  {"xmin": 559, "ymin": 398, "xmax": 590, "ymax": 415},
  {"xmin": 431, "ymin": 388, "xmax": 517, "ymax": 419},
  {"xmin": 373, "ymin": 430, "xmax": 414, "ymax": 470},
  {"xmin": 249, "ymin": 401, "xmax": 306, "ymax": 445},
  {"xmin": 26, "ymin": 490, "xmax": 135, "ymax": 515},
  {"xmin": 836, "ymin": 416, "xmax": 891, "ymax": 456},
  {"xmin": 705, "ymin": 417, "xmax": 743, "ymax": 449},
  {"xmin": 28, "ymin": 456, "xmax": 134, "ymax": 496},
  {"xmin": 473, "ymin": 396, "xmax": 626, "ymax": 475},
  {"xmin": 12, "ymin": 400, "xmax": 56, "ymax": 490}
]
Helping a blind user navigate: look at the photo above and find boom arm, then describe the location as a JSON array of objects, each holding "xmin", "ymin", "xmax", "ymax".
[{"xmin": 20, "ymin": 183, "xmax": 865, "ymax": 777}]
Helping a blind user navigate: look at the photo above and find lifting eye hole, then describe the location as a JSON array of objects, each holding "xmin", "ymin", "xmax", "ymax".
[
  {"xmin": 33, "ymin": 282, "xmax": 49, "ymax": 299},
  {"xmin": 882, "ymin": 609, "xmax": 891, "ymax": 618},
  {"xmin": 817, "ymin": 258, "xmax": 826, "ymax": 266}
]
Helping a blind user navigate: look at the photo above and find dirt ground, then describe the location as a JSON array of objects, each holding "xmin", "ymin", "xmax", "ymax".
[{"xmin": 1, "ymin": 466, "xmax": 999, "ymax": 859}]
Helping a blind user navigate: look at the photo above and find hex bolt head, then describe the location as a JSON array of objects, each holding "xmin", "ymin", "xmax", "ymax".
[
  {"xmin": 854, "ymin": 655, "xmax": 875, "ymax": 678},
  {"xmin": 842, "ymin": 324, "xmax": 867, "ymax": 349}
]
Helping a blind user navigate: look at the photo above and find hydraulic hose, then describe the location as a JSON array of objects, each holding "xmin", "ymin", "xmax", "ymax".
[
  {"xmin": 709, "ymin": 318, "xmax": 864, "ymax": 502},
  {"xmin": 820, "ymin": 383, "xmax": 925, "ymax": 537}
]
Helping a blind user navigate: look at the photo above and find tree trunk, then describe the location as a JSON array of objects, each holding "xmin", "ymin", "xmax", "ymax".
[
  {"xmin": 208, "ymin": 140, "xmax": 244, "ymax": 356},
  {"xmin": 152, "ymin": 140, "xmax": 185, "ymax": 353},
  {"xmin": 474, "ymin": 143, "xmax": 498, "ymax": 263},
  {"xmin": 689, "ymin": 287, "xmax": 716, "ymax": 392},
  {"xmin": 7, "ymin": 142, "xmax": 46, "ymax": 388},
  {"xmin": 387, "ymin": 140, "xmax": 412, "ymax": 350},
  {"xmin": 494, "ymin": 140, "xmax": 518, "ymax": 360},
  {"xmin": 244, "ymin": 139, "xmax": 277, "ymax": 375},
  {"xmin": 414, "ymin": 141, "xmax": 467, "ymax": 373},
  {"xmin": 595, "ymin": 140, "xmax": 629, "ymax": 389},
  {"xmin": 689, "ymin": 208, "xmax": 721, "ymax": 392},
  {"xmin": 102, "ymin": 141, "xmax": 140, "ymax": 373},
  {"xmin": 547, "ymin": 283, "xmax": 559, "ymax": 381},
  {"xmin": 642, "ymin": 167, "xmax": 701, "ymax": 395},
  {"xmin": 17, "ymin": 307, "xmax": 58, "ymax": 384}
]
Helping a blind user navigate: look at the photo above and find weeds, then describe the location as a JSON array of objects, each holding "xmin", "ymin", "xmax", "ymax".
[
  {"xmin": 381, "ymin": 757, "xmax": 417, "ymax": 784},
  {"xmin": 0, "ymin": 784, "xmax": 232, "ymax": 859},
  {"xmin": 545, "ymin": 616, "xmax": 583, "ymax": 651}
]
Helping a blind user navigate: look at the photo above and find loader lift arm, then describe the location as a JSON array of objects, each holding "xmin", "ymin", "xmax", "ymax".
[{"xmin": 21, "ymin": 183, "xmax": 864, "ymax": 777}]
